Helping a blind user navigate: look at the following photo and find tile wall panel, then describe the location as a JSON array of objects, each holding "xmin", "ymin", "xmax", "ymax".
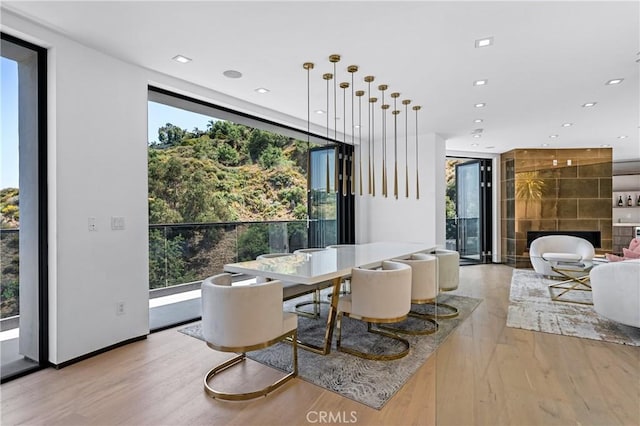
[{"xmin": 500, "ymin": 148, "xmax": 612, "ymax": 266}]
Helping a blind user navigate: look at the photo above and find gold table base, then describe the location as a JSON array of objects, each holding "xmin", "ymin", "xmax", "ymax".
[{"xmin": 548, "ymin": 265, "xmax": 593, "ymax": 305}]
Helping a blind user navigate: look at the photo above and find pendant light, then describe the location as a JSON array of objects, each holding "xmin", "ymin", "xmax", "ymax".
[
  {"xmin": 413, "ymin": 105, "xmax": 421, "ymax": 200},
  {"xmin": 391, "ymin": 92, "xmax": 400, "ymax": 200},
  {"xmin": 303, "ymin": 62, "xmax": 314, "ymax": 194},
  {"xmin": 356, "ymin": 90, "xmax": 365, "ymax": 196},
  {"xmin": 329, "ymin": 55, "xmax": 340, "ymax": 194},
  {"xmin": 323, "ymin": 72, "xmax": 333, "ymax": 193},
  {"xmin": 402, "ymin": 99, "xmax": 411, "ymax": 198},
  {"xmin": 379, "ymin": 84, "xmax": 389, "ymax": 198},
  {"xmin": 348, "ymin": 65, "xmax": 358, "ymax": 196},
  {"xmin": 340, "ymin": 81, "xmax": 349, "ymax": 196},
  {"xmin": 364, "ymin": 75, "xmax": 375, "ymax": 195},
  {"xmin": 369, "ymin": 95, "xmax": 377, "ymax": 197}
]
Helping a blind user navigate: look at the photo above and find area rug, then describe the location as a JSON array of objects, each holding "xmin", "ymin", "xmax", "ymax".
[
  {"xmin": 179, "ymin": 292, "xmax": 481, "ymax": 409},
  {"xmin": 506, "ymin": 269, "xmax": 640, "ymax": 346}
]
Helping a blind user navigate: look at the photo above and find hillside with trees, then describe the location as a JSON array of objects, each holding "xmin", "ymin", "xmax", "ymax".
[
  {"xmin": 147, "ymin": 119, "xmax": 313, "ymax": 288},
  {"xmin": 148, "ymin": 120, "xmax": 310, "ymax": 224}
]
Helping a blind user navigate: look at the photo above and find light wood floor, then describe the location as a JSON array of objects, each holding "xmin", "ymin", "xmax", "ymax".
[{"xmin": 1, "ymin": 264, "xmax": 638, "ymax": 425}]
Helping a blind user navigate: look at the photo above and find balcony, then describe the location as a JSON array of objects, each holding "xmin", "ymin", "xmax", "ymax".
[{"xmin": 1, "ymin": 219, "xmax": 329, "ymax": 339}]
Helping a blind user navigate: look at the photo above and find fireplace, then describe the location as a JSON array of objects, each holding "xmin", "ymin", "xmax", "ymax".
[{"xmin": 526, "ymin": 230, "xmax": 601, "ymax": 249}]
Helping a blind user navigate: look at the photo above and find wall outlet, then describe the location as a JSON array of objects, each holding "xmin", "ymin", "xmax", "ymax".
[{"xmin": 116, "ymin": 301, "xmax": 125, "ymax": 316}]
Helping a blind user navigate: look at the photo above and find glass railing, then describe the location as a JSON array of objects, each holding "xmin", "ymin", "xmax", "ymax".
[
  {"xmin": 149, "ymin": 220, "xmax": 312, "ymax": 290},
  {"xmin": 1, "ymin": 221, "xmax": 333, "ymax": 316},
  {"xmin": 0, "ymin": 228, "xmax": 19, "ymax": 321}
]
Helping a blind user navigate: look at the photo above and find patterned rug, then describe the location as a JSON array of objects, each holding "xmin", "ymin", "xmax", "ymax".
[
  {"xmin": 179, "ymin": 291, "xmax": 481, "ymax": 409},
  {"xmin": 506, "ymin": 269, "xmax": 640, "ymax": 346}
]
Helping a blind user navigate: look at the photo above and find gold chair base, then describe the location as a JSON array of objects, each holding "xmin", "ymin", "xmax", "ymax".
[
  {"xmin": 378, "ymin": 312, "xmax": 439, "ymax": 335},
  {"xmin": 422, "ymin": 302, "xmax": 459, "ymax": 319},
  {"xmin": 326, "ymin": 280, "xmax": 351, "ymax": 300},
  {"xmin": 295, "ymin": 289, "xmax": 331, "ymax": 319},
  {"xmin": 336, "ymin": 317, "xmax": 410, "ymax": 361},
  {"xmin": 204, "ymin": 332, "xmax": 298, "ymax": 401}
]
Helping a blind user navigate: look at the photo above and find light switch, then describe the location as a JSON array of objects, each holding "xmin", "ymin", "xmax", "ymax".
[
  {"xmin": 111, "ymin": 216, "xmax": 125, "ymax": 231},
  {"xmin": 88, "ymin": 217, "xmax": 97, "ymax": 232}
]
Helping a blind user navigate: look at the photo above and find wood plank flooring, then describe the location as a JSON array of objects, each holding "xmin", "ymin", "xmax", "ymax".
[{"xmin": 1, "ymin": 264, "xmax": 638, "ymax": 425}]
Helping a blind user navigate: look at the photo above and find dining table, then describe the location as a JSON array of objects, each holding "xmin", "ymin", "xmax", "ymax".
[{"xmin": 223, "ymin": 241, "xmax": 436, "ymax": 355}]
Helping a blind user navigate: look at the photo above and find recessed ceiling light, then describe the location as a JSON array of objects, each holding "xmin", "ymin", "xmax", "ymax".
[
  {"xmin": 471, "ymin": 143, "xmax": 479, "ymax": 147},
  {"xmin": 223, "ymin": 69, "xmax": 243, "ymax": 79},
  {"xmin": 474, "ymin": 119, "xmax": 483, "ymax": 123},
  {"xmin": 561, "ymin": 123, "xmax": 573, "ymax": 127},
  {"xmin": 254, "ymin": 87, "xmax": 270, "ymax": 94},
  {"xmin": 315, "ymin": 110, "xmax": 326, "ymax": 115},
  {"xmin": 549, "ymin": 135, "xmax": 559, "ymax": 138},
  {"xmin": 606, "ymin": 78, "xmax": 624, "ymax": 85},
  {"xmin": 618, "ymin": 135, "xmax": 628, "ymax": 139},
  {"xmin": 582, "ymin": 102, "xmax": 597, "ymax": 107},
  {"xmin": 474, "ymin": 103, "xmax": 486, "ymax": 108},
  {"xmin": 473, "ymin": 134, "xmax": 482, "ymax": 138},
  {"xmin": 473, "ymin": 79, "xmax": 488, "ymax": 86},
  {"xmin": 475, "ymin": 37, "xmax": 494, "ymax": 48},
  {"xmin": 541, "ymin": 143, "xmax": 550, "ymax": 147},
  {"xmin": 172, "ymin": 55, "xmax": 192, "ymax": 64},
  {"xmin": 354, "ymin": 125, "xmax": 361, "ymax": 129}
]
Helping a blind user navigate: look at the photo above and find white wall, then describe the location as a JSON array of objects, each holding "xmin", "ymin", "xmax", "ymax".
[
  {"xmin": 355, "ymin": 133, "xmax": 446, "ymax": 247},
  {"xmin": 3, "ymin": 11, "xmax": 150, "ymax": 365}
]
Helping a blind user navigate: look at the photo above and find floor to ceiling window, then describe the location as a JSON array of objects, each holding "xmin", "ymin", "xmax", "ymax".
[
  {"xmin": 0, "ymin": 33, "xmax": 48, "ymax": 382},
  {"xmin": 147, "ymin": 87, "xmax": 352, "ymax": 330}
]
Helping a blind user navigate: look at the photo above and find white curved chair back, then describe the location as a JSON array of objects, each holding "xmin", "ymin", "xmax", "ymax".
[
  {"xmin": 591, "ymin": 259, "xmax": 640, "ymax": 328},
  {"xmin": 392, "ymin": 253, "xmax": 438, "ymax": 301},
  {"xmin": 348, "ymin": 261, "xmax": 411, "ymax": 319},
  {"xmin": 530, "ymin": 235, "xmax": 595, "ymax": 277},
  {"xmin": 434, "ymin": 249, "xmax": 459, "ymax": 291},
  {"xmin": 201, "ymin": 273, "xmax": 285, "ymax": 349}
]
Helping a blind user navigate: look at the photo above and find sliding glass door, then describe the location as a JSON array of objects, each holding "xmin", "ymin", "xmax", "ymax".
[
  {"xmin": 1, "ymin": 33, "xmax": 48, "ymax": 382},
  {"xmin": 448, "ymin": 158, "xmax": 492, "ymax": 263},
  {"xmin": 307, "ymin": 146, "xmax": 338, "ymax": 248}
]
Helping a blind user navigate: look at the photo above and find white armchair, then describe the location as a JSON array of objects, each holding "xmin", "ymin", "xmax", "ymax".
[
  {"xmin": 201, "ymin": 273, "xmax": 298, "ymax": 400},
  {"xmin": 590, "ymin": 259, "xmax": 640, "ymax": 328},
  {"xmin": 336, "ymin": 261, "xmax": 412, "ymax": 360},
  {"xmin": 529, "ymin": 235, "xmax": 595, "ymax": 278},
  {"xmin": 431, "ymin": 249, "xmax": 460, "ymax": 318},
  {"xmin": 387, "ymin": 253, "xmax": 439, "ymax": 335}
]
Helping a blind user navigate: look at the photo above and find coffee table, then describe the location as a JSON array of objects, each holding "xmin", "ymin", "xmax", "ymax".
[{"xmin": 546, "ymin": 258, "xmax": 608, "ymax": 305}]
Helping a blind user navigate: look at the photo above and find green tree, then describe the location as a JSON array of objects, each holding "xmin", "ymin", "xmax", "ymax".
[
  {"xmin": 156, "ymin": 123, "xmax": 186, "ymax": 146},
  {"xmin": 148, "ymin": 230, "xmax": 191, "ymax": 288},
  {"xmin": 259, "ymin": 146, "xmax": 284, "ymax": 168},
  {"xmin": 216, "ymin": 144, "xmax": 240, "ymax": 166},
  {"xmin": 248, "ymin": 129, "xmax": 272, "ymax": 161},
  {"xmin": 237, "ymin": 225, "xmax": 269, "ymax": 261}
]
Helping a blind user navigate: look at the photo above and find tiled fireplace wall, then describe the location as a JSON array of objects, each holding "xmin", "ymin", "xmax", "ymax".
[{"xmin": 500, "ymin": 148, "xmax": 612, "ymax": 267}]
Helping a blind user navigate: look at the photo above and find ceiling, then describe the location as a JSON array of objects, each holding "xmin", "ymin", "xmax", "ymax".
[{"xmin": 4, "ymin": 1, "xmax": 639, "ymax": 161}]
